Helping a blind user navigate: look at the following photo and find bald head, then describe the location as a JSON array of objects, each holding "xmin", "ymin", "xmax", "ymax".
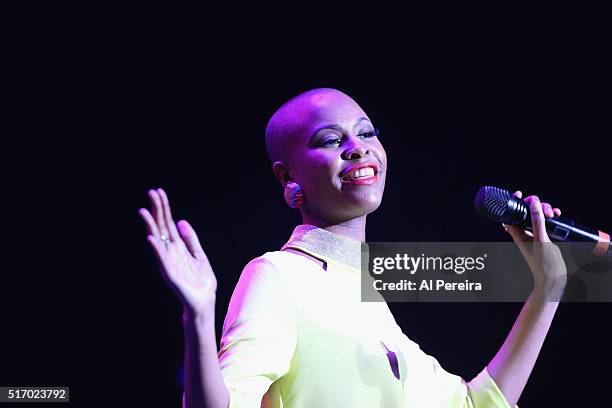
[{"xmin": 264, "ymin": 88, "xmax": 363, "ymax": 164}]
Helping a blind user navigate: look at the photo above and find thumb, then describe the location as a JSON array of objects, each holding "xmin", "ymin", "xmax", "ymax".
[
  {"xmin": 504, "ymin": 223, "xmax": 531, "ymax": 257},
  {"xmin": 177, "ymin": 220, "xmax": 206, "ymax": 259}
]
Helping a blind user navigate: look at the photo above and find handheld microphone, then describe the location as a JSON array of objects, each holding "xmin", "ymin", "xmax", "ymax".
[{"xmin": 474, "ymin": 186, "xmax": 611, "ymax": 257}]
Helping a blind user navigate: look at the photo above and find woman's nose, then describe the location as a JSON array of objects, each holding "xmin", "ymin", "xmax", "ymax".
[{"xmin": 342, "ymin": 138, "xmax": 370, "ymax": 160}]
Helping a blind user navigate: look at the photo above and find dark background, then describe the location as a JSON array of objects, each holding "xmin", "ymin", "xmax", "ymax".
[{"xmin": 4, "ymin": 3, "xmax": 612, "ymax": 407}]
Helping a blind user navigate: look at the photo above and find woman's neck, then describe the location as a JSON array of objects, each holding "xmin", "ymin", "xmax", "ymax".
[{"xmin": 299, "ymin": 214, "xmax": 367, "ymax": 242}]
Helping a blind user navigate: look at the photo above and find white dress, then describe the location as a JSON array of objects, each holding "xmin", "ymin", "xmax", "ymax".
[{"xmin": 216, "ymin": 224, "xmax": 516, "ymax": 408}]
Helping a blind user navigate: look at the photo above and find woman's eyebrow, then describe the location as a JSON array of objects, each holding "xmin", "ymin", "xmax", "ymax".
[
  {"xmin": 354, "ymin": 117, "xmax": 372, "ymax": 127},
  {"xmin": 308, "ymin": 124, "xmax": 342, "ymax": 143}
]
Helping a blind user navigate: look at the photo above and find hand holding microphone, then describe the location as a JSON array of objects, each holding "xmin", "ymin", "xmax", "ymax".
[
  {"xmin": 475, "ymin": 186, "xmax": 611, "ymax": 257},
  {"xmin": 506, "ymin": 190, "xmax": 567, "ymax": 296},
  {"xmin": 498, "ymin": 190, "xmax": 560, "ymax": 242},
  {"xmin": 476, "ymin": 187, "xmax": 570, "ymax": 298}
]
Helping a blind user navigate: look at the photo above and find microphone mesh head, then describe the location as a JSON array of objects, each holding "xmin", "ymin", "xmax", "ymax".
[{"xmin": 474, "ymin": 186, "xmax": 513, "ymax": 222}]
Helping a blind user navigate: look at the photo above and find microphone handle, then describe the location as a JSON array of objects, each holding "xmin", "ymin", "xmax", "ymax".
[{"xmin": 520, "ymin": 215, "xmax": 611, "ymax": 256}]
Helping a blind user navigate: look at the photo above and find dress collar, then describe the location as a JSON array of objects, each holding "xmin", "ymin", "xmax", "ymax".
[{"xmin": 280, "ymin": 224, "xmax": 362, "ymax": 270}]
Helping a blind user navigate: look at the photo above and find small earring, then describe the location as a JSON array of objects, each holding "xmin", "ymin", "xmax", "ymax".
[{"xmin": 284, "ymin": 181, "xmax": 304, "ymax": 209}]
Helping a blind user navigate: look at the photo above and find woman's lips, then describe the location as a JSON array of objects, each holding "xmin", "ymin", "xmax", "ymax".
[
  {"xmin": 341, "ymin": 173, "xmax": 379, "ymax": 185},
  {"xmin": 339, "ymin": 162, "xmax": 381, "ymax": 185}
]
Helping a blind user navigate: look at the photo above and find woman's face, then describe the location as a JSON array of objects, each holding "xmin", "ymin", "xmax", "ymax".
[{"xmin": 282, "ymin": 90, "xmax": 387, "ymax": 224}]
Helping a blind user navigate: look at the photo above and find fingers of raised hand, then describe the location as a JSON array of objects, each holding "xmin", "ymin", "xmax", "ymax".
[
  {"xmin": 157, "ymin": 188, "xmax": 180, "ymax": 241},
  {"xmin": 148, "ymin": 189, "xmax": 168, "ymax": 239},
  {"xmin": 138, "ymin": 207, "xmax": 160, "ymax": 237},
  {"xmin": 145, "ymin": 233, "xmax": 165, "ymax": 258},
  {"xmin": 177, "ymin": 220, "xmax": 206, "ymax": 260}
]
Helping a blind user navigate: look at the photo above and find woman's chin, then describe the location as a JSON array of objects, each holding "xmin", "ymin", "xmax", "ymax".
[
  {"xmin": 344, "ymin": 192, "xmax": 383, "ymax": 215},
  {"xmin": 363, "ymin": 199, "xmax": 383, "ymax": 215}
]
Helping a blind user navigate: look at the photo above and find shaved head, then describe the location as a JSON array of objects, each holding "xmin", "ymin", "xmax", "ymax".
[{"xmin": 265, "ymin": 88, "xmax": 360, "ymax": 165}]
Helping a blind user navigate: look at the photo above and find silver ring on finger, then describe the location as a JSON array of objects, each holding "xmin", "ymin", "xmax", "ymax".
[{"xmin": 160, "ymin": 234, "xmax": 170, "ymax": 246}]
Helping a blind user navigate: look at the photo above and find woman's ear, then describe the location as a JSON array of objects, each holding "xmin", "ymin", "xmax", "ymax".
[{"xmin": 272, "ymin": 161, "xmax": 291, "ymax": 187}]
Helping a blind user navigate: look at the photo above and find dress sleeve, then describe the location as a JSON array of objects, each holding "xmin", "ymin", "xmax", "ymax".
[
  {"xmin": 466, "ymin": 366, "xmax": 518, "ymax": 408},
  {"xmin": 216, "ymin": 255, "xmax": 297, "ymax": 408},
  {"xmin": 390, "ymin": 323, "xmax": 518, "ymax": 408}
]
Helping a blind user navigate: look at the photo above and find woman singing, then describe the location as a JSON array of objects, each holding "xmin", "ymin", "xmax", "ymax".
[{"xmin": 138, "ymin": 88, "xmax": 566, "ymax": 407}]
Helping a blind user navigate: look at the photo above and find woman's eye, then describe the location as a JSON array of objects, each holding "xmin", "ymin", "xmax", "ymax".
[
  {"xmin": 319, "ymin": 138, "xmax": 341, "ymax": 146},
  {"xmin": 358, "ymin": 129, "xmax": 379, "ymax": 139},
  {"xmin": 316, "ymin": 129, "xmax": 379, "ymax": 147}
]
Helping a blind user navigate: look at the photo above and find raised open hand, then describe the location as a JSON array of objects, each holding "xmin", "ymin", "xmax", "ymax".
[
  {"xmin": 503, "ymin": 191, "xmax": 567, "ymax": 299},
  {"xmin": 139, "ymin": 188, "xmax": 217, "ymax": 317}
]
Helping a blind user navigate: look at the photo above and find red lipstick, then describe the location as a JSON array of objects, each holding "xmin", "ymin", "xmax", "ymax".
[{"xmin": 340, "ymin": 162, "xmax": 380, "ymax": 185}]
